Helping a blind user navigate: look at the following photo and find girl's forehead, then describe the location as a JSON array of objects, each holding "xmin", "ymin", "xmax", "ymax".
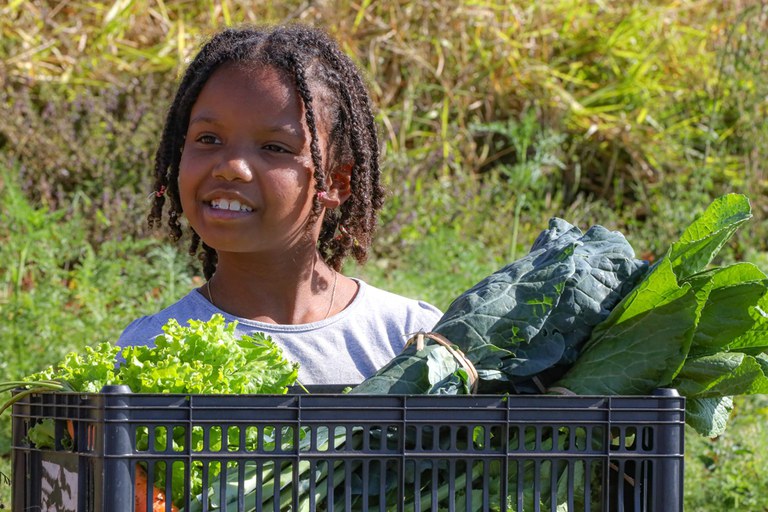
[
  {"xmin": 191, "ymin": 60, "xmax": 335, "ymax": 144},
  {"xmin": 211, "ymin": 62, "xmax": 292, "ymax": 94},
  {"xmin": 191, "ymin": 63, "xmax": 301, "ymax": 115}
]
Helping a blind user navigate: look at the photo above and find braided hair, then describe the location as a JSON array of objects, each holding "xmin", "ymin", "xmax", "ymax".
[{"xmin": 148, "ymin": 24, "xmax": 384, "ymax": 279}]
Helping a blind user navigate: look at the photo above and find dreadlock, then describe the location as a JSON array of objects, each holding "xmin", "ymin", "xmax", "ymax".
[{"xmin": 148, "ymin": 24, "xmax": 384, "ymax": 279}]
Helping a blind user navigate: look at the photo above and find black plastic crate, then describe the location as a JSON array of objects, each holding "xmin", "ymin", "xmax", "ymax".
[{"xmin": 11, "ymin": 385, "xmax": 684, "ymax": 511}]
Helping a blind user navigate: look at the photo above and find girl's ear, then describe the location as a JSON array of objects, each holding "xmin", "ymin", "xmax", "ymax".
[{"xmin": 319, "ymin": 163, "xmax": 353, "ymax": 208}]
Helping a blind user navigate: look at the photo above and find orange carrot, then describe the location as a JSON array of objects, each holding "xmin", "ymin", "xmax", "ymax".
[
  {"xmin": 66, "ymin": 420, "xmax": 75, "ymax": 442},
  {"xmin": 135, "ymin": 463, "xmax": 179, "ymax": 512}
]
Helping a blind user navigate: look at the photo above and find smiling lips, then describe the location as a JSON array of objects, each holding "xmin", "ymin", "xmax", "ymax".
[{"xmin": 210, "ymin": 198, "xmax": 253, "ymax": 212}]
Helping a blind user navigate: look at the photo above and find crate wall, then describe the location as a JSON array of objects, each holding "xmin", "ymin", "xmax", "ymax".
[{"xmin": 12, "ymin": 386, "xmax": 685, "ymax": 512}]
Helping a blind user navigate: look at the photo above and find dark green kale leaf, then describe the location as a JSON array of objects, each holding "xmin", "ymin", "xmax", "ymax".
[{"xmin": 353, "ymin": 218, "xmax": 648, "ymax": 395}]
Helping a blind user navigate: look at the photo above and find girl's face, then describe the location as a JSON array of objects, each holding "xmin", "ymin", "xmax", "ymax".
[{"xmin": 178, "ymin": 63, "xmax": 325, "ymax": 258}]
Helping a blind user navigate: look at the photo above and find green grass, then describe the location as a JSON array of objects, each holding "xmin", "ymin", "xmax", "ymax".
[
  {"xmin": 3, "ymin": 1, "xmax": 768, "ymax": 248},
  {"xmin": 685, "ymin": 395, "xmax": 768, "ymax": 510}
]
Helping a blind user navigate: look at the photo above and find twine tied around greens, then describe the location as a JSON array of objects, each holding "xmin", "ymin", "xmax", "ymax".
[{"xmin": 405, "ymin": 332, "xmax": 479, "ymax": 393}]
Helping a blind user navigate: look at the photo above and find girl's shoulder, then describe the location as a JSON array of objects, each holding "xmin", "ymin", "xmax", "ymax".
[
  {"xmin": 349, "ymin": 278, "xmax": 443, "ymax": 325},
  {"xmin": 117, "ymin": 289, "xmax": 217, "ymax": 348}
]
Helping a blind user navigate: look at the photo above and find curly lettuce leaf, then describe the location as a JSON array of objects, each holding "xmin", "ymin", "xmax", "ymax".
[
  {"xmin": 119, "ymin": 315, "xmax": 298, "ymax": 395},
  {"xmin": 117, "ymin": 315, "xmax": 299, "ymax": 507},
  {"xmin": 21, "ymin": 342, "xmax": 121, "ymax": 393}
]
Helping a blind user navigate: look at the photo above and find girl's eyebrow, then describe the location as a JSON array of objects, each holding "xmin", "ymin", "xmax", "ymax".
[
  {"xmin": 188, "ymin": 116, "xmax": 302, "ymax": 138},
  {"xmin": 188, "ymin": 114, "xmax": 221, "ymax": 126},
  {"xmin": 265, "ymin": 124, "xmax": 303, "ymax": 137}
]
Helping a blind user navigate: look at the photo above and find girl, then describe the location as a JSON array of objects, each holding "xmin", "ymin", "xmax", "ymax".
[{"xmin": 117, "ymin": 24, "xmax": 442, "ymax": 385}]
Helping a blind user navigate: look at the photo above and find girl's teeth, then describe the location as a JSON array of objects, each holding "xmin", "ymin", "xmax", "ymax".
[{"xmin": 211, "ymin": 199, "xmax": 252, "ymax": 212}]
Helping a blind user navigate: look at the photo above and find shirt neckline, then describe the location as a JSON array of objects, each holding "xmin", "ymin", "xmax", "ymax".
[{"xmin": 191, "ymin": 277, "xmax": 366, "ymax": 332}]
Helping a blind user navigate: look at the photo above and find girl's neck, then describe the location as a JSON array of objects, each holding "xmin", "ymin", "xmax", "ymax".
[{"xmin": 204, "ymin": 250, "xmax": 341, "ymax": 324}]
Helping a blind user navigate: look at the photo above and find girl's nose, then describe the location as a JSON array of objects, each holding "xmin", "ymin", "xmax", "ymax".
[
  {"xmin": 213, "ymin": 144, "xmax": 253, "ymax": 181},
  {"xmin": 213, "ymin": 152, "xmax": 254, "ymax": 182}
]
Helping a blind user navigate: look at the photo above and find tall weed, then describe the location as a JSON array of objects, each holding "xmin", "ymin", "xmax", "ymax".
[
  {"xmin": 0, "ymin": 78, "xmax": 172, "ymax": 241},
  {"xmin": 2, "ymin": 1, "xmax": 766, "ymax": 257}
]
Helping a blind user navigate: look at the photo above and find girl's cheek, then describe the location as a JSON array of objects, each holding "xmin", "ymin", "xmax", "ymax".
[{"xmin": 178, "ymin": 153, "xmax": 198, "ymax": 178}]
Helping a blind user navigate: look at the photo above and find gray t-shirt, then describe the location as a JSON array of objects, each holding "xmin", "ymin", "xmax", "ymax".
[{"xmin": 117, "ymin": 279, "xmax": 442, "ymax": 386}]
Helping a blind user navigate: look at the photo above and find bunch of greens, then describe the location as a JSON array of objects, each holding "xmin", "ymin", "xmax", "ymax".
[
  {"xmin": 351, "ymin": 217, "xmax": 650, "ymax": 396},
  {"xmin": 120, "ymin": 315, "xmax": 300, "ymax": 506},
  {"xmin": 353, "ymin": 194, "xmax": 768, "ymax": 437},
  {"xmin": 13, "ymin": 195, "xmax": 768, "ymax": 511},
  {"xmin": 119, "ymin": 315, "xmax": 299, "ymax": 395},
  {"xmin": 2, "ymin": 314, "xmax": 299, "ymax": 508},
  {"xmin": 179, "ymin": 213, "xmax": 660, "ymax": 511},
  {"xmin": 2, "ymin": 314, "xmax": 298, "ymax": 408},
  {"xmin": 0, "ymin": 343, "xmax": 122, "ymax": 450}
]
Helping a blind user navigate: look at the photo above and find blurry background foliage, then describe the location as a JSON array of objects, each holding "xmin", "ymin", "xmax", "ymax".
[{"xmin": 1, "ymin": 0, "xmax": 767, "ymax": 509}]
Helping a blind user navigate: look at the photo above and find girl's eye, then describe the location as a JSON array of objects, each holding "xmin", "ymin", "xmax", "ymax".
[
  {"xmin": 196, "ymin": 134, "xmax": 220, "ymax": 145},
  {"xmin": 264, "ymin": 144, "xmax": 290, "ymax": 154}
]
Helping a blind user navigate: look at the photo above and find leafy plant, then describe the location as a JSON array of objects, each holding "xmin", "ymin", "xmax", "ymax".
[
  {"xmin": 0, "ymin": 80, "xmax": 171, "ymax": 242},
  {"xmin": 354, "ymin": 215, "xmax": 648, "ymax": 396},
  {"xmin": 558, "ymin": 194, "xmax": 768, "ymax": 435}
]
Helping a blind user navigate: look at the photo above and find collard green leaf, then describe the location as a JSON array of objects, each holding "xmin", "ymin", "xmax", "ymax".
[
  {"xmin": 434, "ymin": 221, "xmax": 578, "ymax": 356},
  {"xmin": 688, "ymin": 272, "xmax": 767, "ymax": 356},
  {"xmin": 685, "ymin": 396, "xmax": 734, "ymax": 437},
  {"xmin": 667, "ymin": 193, "xmax": 751, "ymax": 278},
  {"xmin": 356, "ymin": 218, "xmax": 647, "ymax": 393},
  {"xmin": 672, "ymin": 352, "xmax": 768, "ymax": 398},
  {"xmin": 355, "ymin": 217, "xmax": 647, "ymax": 395},
  {"xmin": 514, "ymin": 224, "xmax": 650, "ymax": 373},
  {"xmin": 722, "ymin": 285, "xmax": 768, "ymax": 354},
  {"xmin": 555, "ymin": 258, "xmax": 699, "ymax": 395},
  {"xmin": 433, "ymin": 218, "xmax": 647, "ymax": 382},
  {"xmin": 350, "ymin": 344, "xmax": 468, "ymax": 395}
]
